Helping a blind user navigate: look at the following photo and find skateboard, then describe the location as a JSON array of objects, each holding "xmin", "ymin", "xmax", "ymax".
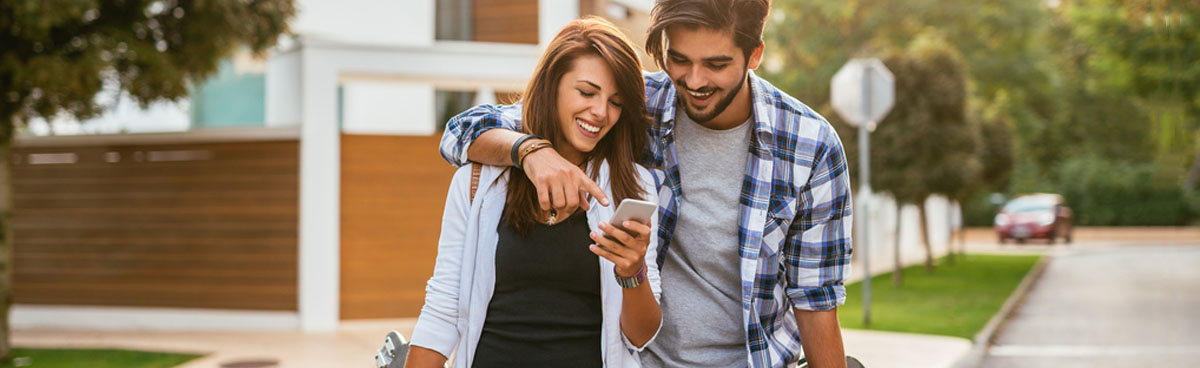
[
  {"xmin": 374, "ymin": 330, "xmax": 409, "ymax": 368},
  {"xmin": 798, "ymin": 355, "xmax": 865, "ymax": 368}
]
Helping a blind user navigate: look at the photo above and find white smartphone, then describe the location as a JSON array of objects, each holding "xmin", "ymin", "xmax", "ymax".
[{"xmin": 608, "ymin": 198, "xmax": 657, "ymax": 231}]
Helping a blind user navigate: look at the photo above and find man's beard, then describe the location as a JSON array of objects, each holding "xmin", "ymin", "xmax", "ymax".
[{"xmin": 676, "ymin": 70, "xmax": 747, "ymax": 124}]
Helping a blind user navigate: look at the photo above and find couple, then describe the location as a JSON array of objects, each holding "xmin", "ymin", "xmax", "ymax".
[{"xmin": 408, "ymin": 0, "xmax": 853, "ymax": 367}]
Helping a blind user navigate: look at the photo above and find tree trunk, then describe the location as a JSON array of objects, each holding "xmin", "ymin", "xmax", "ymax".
[
  {"xmin": 0, "ymin": 123, "xmax": 13, "ymax": 360},
  {"xmin": 918, "ymin": 204, "xmax": 934, "ymax": 273},
  {"xmin": 945, "ymin": 201, "xmax": 956, "ymax": 266},
  {"xmin": 959, "ymin": 216, "xmax": 968, "ymax": 261},
  {"xmin": 892, "ymin": 205, "xmax": 903, "ymax": 286}
]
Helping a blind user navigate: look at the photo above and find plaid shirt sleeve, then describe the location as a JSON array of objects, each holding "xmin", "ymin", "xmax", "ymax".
[
  {"xmin": 438, "ymin": 104, "xmax": 523, "ymax": 167},
  {"xmin": 784, "ymin": 125, "xmax": 853, "ymax": 311}
]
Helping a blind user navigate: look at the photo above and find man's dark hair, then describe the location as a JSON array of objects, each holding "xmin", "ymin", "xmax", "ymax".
[{"xmin": 645, "ymin": 0, "xmax": 771, "ymax": 69}]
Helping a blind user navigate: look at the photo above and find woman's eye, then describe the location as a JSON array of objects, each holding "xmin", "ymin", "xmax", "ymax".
[
  {"xmin": 610, "ymin": 100, "xmax": 623, "ymax": 108},
  {"xmin": 578, "ymin": 89, "xmax": 595, "ymax": 97}
]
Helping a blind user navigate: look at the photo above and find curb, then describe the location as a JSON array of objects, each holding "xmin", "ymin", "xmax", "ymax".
[{"xmin": 949, "ymin": 254, "xmax": 1052, "ymax": 368}]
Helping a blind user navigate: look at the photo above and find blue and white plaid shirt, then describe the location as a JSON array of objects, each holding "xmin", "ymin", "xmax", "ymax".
[{"xmin": 440, "ymin": 70, "xmax": 853, "ymax": 368}]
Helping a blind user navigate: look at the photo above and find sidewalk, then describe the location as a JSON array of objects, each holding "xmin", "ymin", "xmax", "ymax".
[
  {"xmin": 962, "ymin": 226, "xmax": 1200, "ymax": 246},
  {"xmin": 14, "ymin": 320, "xmax": 969, "ymax": 368},
  {"xmin": 26, "ymin": 227, "xmax": 1193, "ymax": 367}
]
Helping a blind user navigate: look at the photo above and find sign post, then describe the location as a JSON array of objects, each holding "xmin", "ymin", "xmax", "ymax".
[{"xmin": 831, "ymin": 58, "xmax": 894, "ymax": 327}]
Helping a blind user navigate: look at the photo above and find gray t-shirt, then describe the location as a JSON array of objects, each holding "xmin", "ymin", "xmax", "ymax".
[{"xmin": 641, "ymin": 112, "xmax": 753, "ymax": 368}]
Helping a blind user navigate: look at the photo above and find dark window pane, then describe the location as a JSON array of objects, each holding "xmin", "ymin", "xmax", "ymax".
[
  {"xmin": 436, "ymin": 0, "xmax": 472, "ymax": 41},
  {"xmin": 435, "ymin": 90, "xmax": 477, "ymax": 131}
]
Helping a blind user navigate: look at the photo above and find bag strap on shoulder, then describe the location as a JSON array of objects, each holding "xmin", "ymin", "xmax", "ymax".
[{"xmin": 469, "ymin": 163, "xmax": 482, "ymax": 204}]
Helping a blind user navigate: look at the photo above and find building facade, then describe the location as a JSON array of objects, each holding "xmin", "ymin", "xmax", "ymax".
[{"xmin": 13, "ymin": 0, "xmax": 653, "ymax": 332}]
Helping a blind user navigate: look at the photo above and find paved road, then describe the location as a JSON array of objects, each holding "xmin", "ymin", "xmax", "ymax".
[{"xmin": 980, "ymin": 243, "xmax": 1200, "ymax": 367}]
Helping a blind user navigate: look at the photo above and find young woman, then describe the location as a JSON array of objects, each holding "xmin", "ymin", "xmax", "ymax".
[{"xmin": 405, "ymin": 17, "xmax": 661, "ymax": 368}]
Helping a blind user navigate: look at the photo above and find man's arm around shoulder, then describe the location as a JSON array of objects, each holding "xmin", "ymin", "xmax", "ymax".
[
  {"xmin": 439, "ymin": 104, "xmax": 523, "ymax": 167},
  {"xmin": 437, "ymin": 103, "xmax": 610, "ymax": 211}
]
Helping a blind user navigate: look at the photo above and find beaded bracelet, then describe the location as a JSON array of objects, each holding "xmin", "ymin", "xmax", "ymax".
[{"xmin": 615, "ymin": 264, "xmax": 647, "ymax": 289}]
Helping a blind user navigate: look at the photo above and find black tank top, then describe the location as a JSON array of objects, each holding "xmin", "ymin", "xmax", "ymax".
[{"xmin": 472, "ymin": 211, "xmax": 603, "ymax": 367}]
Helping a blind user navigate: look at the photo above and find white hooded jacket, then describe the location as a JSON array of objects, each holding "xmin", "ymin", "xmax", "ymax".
[{"xmin": 410, "ymin": 160, "xmax": 662, "ymax": 367}]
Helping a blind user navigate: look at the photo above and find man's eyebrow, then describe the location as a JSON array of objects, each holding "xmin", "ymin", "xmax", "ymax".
[{"xmin": 667, "ymin": 49, "xmax": 733, "ymax": 63}]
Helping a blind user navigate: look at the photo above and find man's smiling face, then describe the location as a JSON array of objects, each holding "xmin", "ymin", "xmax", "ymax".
[{"xmin": 663, "ymin": 25, "xmax": 761, "ymax": 125}]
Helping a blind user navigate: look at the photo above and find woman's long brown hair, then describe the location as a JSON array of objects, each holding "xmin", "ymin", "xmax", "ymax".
[{"xmin": 505, "ymin": 17, "xmax": 650, "ymax": 236}]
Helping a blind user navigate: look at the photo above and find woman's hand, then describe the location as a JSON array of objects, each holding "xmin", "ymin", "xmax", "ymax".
[
  {"xmin": 589, "ymin": 220, "xmax": 652, "ymax": 277},
  {"xmin": 593, "ymin": 219, "xmax": 661, "ymax": 348}
]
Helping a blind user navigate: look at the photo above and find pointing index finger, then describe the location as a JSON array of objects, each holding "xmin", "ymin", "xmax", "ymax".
[{"xmin": 581, "ymin": 176, "xmax": 610, "ymax": 207}]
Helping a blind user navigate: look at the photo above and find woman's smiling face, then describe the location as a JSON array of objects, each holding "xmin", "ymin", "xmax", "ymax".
[{"xmin": 554, "ymin": 54, "xmax": 624, "ymax": 164}]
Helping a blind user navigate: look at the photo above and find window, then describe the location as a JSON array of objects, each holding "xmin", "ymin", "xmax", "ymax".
[
  {"xmin": 435, "ymin": 90, "xmax": 476, "ymax": 131},
  {"xmin": 434, "ymin": 88, "xmax": 522, "ymax": 131},
  {"xmin": 436, "ymin": 0, "xmax": 472, "ymax": 41}
]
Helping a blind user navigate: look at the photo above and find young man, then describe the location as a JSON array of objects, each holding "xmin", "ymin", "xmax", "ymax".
[{"xmin": 438, "ymin": 1, "xmax": 852, "ymax": 367}]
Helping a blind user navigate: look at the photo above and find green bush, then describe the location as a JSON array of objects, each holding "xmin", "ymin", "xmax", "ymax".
[
  {"xmin": 1053, "ymin": 156, "xmax": 1194, "ymax": 226},
  {"xmin": 1188, "ymin": 191, "xmax": 1200, "ymax": 222},
  {"xmin": 963, "ymin": 191, "xmax": 1001, "ymax": 227},
  {"xmin": 964, "ymin": 156, "xmax": 1197, "ymax": 226}
]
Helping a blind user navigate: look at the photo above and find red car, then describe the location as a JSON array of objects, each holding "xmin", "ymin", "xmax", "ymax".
[{"xmin": 994, "ymin": 193, "xmax": 1074, "ymax": 244}]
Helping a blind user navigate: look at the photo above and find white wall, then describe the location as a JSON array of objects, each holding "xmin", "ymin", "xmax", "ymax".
[
  {"xmin": 265, "ymin": 50, "xmax": 302, "ymax": 127},
  {"xmin": 24, "ymin": 82, "xmax": 190, "ymax": 136},
  {"xmin": 12, "ymin": 305, "xmax": 299, "ymax": 332},
  {"xmin": 849, "ymin": 193, "xmax": 961, "ymax": 283},
  {"xmin": 297, "ymin": 47, "xmax": 342, "ymax": 332},
  {"xmin": 539, "ymin": 0, "xmax": 580, "ymax": 45},
  {"xmin": 341, "ymin": 81, "xmax": 436, "ymax": 135},
  {"xmin": 292, "ymin": 0, "xmax": 434, "ymax": 47},
  {"xmin": 278, "ymin": 39, "xmax": 537, "ymax": 332}
]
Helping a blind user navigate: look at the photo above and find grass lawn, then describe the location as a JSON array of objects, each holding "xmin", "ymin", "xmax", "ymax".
[
  {"xmin": 0, "ymin": 348, "xmax": 201, "ymax": 368},
  {"xmin": 838, "ymin": 254, "xmax": 1041, "ymax": 339}
]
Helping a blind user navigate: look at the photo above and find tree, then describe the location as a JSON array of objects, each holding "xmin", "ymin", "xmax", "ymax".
[
  {"xmin": 1057, "ymin": 0, "xmax": 1200, "ymax": 191},
  {"xmin": 869, "ymin": 33, "xmax": 978, "ymax": 276},
  {"xmin": 767, "ymin": 0, "xmax": 1198, "ymax": 227},
  {"xmin": 0, "ymin": 0, "xmax": 294, "ymax": 358},
  {"xmin": 765, "ymin": 0, "xmax": 993, "ymax": 282},
  {"xmin": 765, "ymin": 0, "xmax": 1045, "ymax": 192},
  {"xmin": 914, "ymin": 36, "xmax": 984, "ymax": 265}
]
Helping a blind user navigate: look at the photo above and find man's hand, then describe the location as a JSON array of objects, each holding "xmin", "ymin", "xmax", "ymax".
[
  {"xmin": 464, "ymin": 128, "xmax": 611, "ymax": 213},
  {"xmin": 522, "ymin": 148, "xmax": 611, "ymax": 213}
]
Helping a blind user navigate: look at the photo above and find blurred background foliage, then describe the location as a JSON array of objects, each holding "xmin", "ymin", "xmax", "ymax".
[{"xmin": 764, "ymin": 0, "xmax": 1200, "ymax": 226}]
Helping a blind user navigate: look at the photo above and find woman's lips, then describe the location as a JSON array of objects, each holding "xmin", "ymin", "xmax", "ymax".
[{"xmin": 577, "ymin": 118, "xmax": 602, "ymax": 138}]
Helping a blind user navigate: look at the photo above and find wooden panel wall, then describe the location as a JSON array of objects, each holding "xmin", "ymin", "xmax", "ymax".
[
  {"xmin": 12, "ymin": 140, "xmax": 300, "ymax": 310},
  {"xmin": 472, "ymin": 0, "xmax": 539, "ymax": 44},
  {"xmin": 340, "ymin": 135, "xmax": 457, "ymax": 319}
]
